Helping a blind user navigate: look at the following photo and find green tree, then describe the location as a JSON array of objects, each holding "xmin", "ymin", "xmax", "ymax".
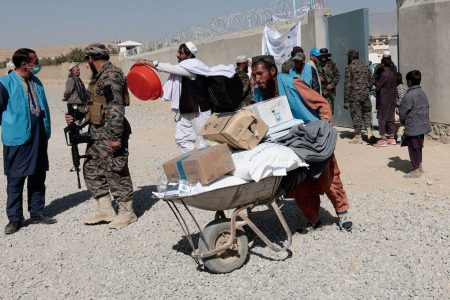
[{"xmin": 66, "ymin": 48, "xmax": 85, "ymax": 62}]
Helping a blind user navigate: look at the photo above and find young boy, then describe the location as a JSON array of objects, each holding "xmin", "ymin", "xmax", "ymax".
[{"xmin": 399, "ymin": 70, "xmax": 431, "ymax": 178}]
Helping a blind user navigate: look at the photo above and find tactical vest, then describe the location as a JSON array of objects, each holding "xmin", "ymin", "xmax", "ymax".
[
  {"xmin": 87, "ymin": 81, "xmax": 107, "ymax": 126},
  {"xmin": 86, "ymin": 79, "xmax": 130, "ymax": 126}
]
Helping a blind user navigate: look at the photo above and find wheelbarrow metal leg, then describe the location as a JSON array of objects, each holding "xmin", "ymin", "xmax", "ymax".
[
  {"xmin": 180, "ymin": 200, "xmax": 210, "ymax": 251},
  {"xmin": 239, "ymin": 200, "xmax": 292, "ymax": 252},
  {"xmin": 270, "ymin": 200, "xmax": 293, "ymax": 249},
  {"xmin": 165, "ymin": 200, "xmax": 200, "ymax": 265}
]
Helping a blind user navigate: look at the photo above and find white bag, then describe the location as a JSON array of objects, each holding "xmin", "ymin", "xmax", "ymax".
[{"xmin": 231, "ymin": 143, "xmax": 308, "ymax": 182}]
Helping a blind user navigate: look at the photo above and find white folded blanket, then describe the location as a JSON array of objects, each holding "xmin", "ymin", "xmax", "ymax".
[{"xmin": 231, "ymin": 142, "xmax": 308, "ymax": 182}]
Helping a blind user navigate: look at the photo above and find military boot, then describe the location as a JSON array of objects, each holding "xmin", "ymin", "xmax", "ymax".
[
  {"xmin": 366, "ymin": 128, "xmax": 377, "ymax": 144},
  {"xmin": 349, "ymin": 134, "xmax": 363, "ymax": 144},
  {"xmin": 108, "ymin": 200, "xmax": 137, "ymax": 229},
  {"xmin": 82, "ymin": 195, "xmax": 116, "ymax": 225}
]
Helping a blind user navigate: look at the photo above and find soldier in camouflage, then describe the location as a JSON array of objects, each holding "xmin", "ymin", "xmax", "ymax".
[
  {"xmin": 344, "ymin": 49, "xmax": 375, "ymax": 144},
  {"xmin": 235, "ymin": 55, "xmax": 253, "ymax": 107},
  {"xmin": 317, "ymin": 48, "xmax": 340, "ymax": 113},
  {"xmin": 65, "ymin": 43, "xmax": 137, "ymax": 229}
]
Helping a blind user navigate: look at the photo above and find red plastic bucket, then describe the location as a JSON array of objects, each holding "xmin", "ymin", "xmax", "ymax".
[{"xmin": 127, "ymin": 64, "xmax": 163, "ymax": 101}]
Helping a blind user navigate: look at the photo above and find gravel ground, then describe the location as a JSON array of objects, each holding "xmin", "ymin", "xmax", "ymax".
[{"xmin": 0, "ymin": 82, "xmax": 449, "ymax": 299}]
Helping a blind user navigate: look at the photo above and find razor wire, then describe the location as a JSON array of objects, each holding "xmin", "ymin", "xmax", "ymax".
[{"xmin": 140, "ymin": 0, "xmax": 325, "ymax": 53}]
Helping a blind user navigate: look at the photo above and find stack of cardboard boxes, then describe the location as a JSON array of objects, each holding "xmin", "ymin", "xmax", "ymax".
[{"xmin": 162, "ymin": 96, "xmax": 298, "ymax": 192}]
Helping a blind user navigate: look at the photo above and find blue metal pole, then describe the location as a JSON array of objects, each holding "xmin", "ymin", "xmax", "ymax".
[{"xmin": 293, "ymin": 0, "xmax": 297, "ymax": 17}]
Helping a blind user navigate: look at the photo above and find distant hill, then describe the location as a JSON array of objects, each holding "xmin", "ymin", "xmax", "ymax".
[
  {"xmin": 369, "ymin": 12, "xmax": 397, "ymax": 36},
  {"xmin": 0, "ymin": 42, "xmax": 118, "ymax": 62},
  {"xmin": 0, "ymin": 44, "xmax": 86, "ymax": 62}
]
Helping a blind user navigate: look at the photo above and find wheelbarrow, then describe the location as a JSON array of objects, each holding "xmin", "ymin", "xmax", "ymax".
[{"xmin": 153, "ymin": 176, "xmax": 293, "ymax": 274}]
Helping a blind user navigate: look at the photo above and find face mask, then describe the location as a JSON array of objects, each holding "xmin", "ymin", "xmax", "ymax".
[{"xmin": 31, "ymin": 64, "xmax": 41, "ymax": 75}]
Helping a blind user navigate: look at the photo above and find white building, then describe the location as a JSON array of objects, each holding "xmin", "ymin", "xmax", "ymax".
[{"xmin": 118, "ymin": 41, "xmax": 142, "ymax": 60}]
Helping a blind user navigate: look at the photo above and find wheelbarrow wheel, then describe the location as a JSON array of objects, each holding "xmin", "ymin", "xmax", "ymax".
[{"xmin": 198, "ymin": 219, "xmax": 249, "ymax": 274}]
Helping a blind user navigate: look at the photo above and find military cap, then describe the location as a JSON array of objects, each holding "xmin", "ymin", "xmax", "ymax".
[
  {"xmin": 292, "ymin": 52, "xmax": 306, "ymax": 61},
  {"xmin": 84, "ymin": 43, "xmax": 109, "ymax": 58},
  {"xmin": 347, "ymin": 49, "xmax": 359, "ymax": 57},
  {"xmin": 320, "ymin": 48, "xmax": 332, "ymax": 57},
  {"xmin": 292, "ymin": 46, "xmax": 304, "ymax": 54},
  {"xmin": 291, "ymin": 46, "xmax": 304, "ymax": 57}
]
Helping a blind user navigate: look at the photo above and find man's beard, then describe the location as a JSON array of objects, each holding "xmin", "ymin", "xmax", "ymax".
[
  {"xmin": 261, "ymin": 77, "xmax": 276, "ymax": 100},
  {"xmin": 89, "ymin": 63, "xmax": 98, "ymax": 80},
  {"xmin": 293, "ymin": 64, "xmax": 304, "ymax": 73}
]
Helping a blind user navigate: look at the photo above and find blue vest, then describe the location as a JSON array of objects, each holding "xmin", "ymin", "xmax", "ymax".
[
  {"xmin": 288, "ymin": 63, "xmax": 313, "ymax": 87},
  {"xmin": 0, "ymin": 72, "xmax": 51, "ymax": 146},
  {"xmin": 254, "ymin": 73, "xmax": 319, "ymax": 122}
]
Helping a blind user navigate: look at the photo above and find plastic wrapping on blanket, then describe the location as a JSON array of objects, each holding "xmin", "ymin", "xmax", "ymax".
[{"xmin": 158, "ymin": 175, "xmax": 250, "ymax": 199}]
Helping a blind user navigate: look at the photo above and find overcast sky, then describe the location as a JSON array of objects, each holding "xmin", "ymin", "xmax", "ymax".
[{"xmin": 0, "ymin": 0, "xmax": 396, "ymax": 49}]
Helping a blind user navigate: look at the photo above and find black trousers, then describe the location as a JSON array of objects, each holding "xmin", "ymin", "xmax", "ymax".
[
  {"xmin": 6, "ymin": 171, "xmax": 46, "ymax": 221},
  {"xmin": 406, "ymin": 135, "xmax": 424, "ymax": 167}
]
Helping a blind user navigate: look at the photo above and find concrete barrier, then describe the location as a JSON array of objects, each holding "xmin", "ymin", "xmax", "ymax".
[{"xmin": 399, "ymin": 0, "xmax": 450, "ymax": 139}]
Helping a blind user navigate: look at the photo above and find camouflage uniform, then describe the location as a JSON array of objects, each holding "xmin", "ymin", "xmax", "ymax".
[
  {"xmin": 317, "ymin": 60, "xmax": 340, "ymax": 112},
  {"xmin": 344, "ymin": 59, "xmax": 374, "ymax": 135},
  {"xmin": 235, "ymin": 68, "xmax": 252, "ymax": 107},
  {"xmin": 281, "ymin": 58, "xmax": 295, "ymax": 74},
  {"xmin": 83, "ymin": 61, "xmax": 133, "ymax": 204}
]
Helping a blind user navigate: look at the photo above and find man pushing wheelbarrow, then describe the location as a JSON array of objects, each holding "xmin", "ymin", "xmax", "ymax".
[{"xmin": 251, "ymin": 55, "xmax": 353, "ymax": 232}]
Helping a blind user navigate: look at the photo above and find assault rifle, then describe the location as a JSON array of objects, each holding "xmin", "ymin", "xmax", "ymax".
[{"xmin": 64, "ymin": 104, "xmax": 90, "ymax": 189}]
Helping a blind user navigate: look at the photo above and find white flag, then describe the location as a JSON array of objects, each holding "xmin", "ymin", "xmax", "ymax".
[{"xmin": 262, "ymin": 22, "xmax": 302, "ymax": 71}]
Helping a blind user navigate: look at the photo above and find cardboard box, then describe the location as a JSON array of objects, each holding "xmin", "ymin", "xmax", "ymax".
[
  {"xmin": 200, "ymin": 110, "xmax": 269, "ymax": 150},
  {"xmin": 162, "ymin": 144, "xmax": 235, "ymax": 185},
  {"xmin": 245, "ymin": 95, "xmax": 293, "ymax": 128}
]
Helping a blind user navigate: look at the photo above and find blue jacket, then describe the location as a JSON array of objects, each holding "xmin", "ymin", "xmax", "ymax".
[
  {"xmin": 0, "ymin": 72, "xmax": 51, "ymax": 146},
  {"xmin": 288, "ymin": 63, "xmax": 313, "ymax": 88},
  {"xmin": 254, "ymin": 73, "xmax": 319, "ymax": 122}
]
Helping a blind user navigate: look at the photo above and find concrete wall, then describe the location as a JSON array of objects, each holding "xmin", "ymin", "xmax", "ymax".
[
  {"xmin": 301, "ymin": 8, "xmax": 331, "ymax": 53},
  {"xmin": 399, "ymin": 0, "xmax": 450, "ymax": 126},
  {"xmin": 120, "ymin": 9, "xmax": 331, "ymax": 79}
]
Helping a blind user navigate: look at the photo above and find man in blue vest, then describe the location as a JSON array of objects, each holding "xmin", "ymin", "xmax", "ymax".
[
  {"xmin": 0, "ymin": 48, "xmax": 56, "ymax": 235},
  {"xmin": 252, "ymin": 55, "xmax": 352, "ymax": 231},
  {"xmin": 288, "ymin": 52, "xmax": 315, "ymax": 90}
]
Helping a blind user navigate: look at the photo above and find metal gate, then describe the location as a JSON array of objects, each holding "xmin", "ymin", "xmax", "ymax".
[{"xmin": 327, "ymin": 8, "xmax": 370, "ymax": 127}]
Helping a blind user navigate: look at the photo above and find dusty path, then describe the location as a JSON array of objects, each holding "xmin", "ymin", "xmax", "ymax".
[{"xmin": 0, "ymin": 81, "xmax": 449, "ymax": 299}]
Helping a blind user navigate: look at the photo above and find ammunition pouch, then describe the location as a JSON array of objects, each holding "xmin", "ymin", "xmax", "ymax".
[{"xmin": 88, "ymin": 95, "xmax": 107, "ymax": 126}]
